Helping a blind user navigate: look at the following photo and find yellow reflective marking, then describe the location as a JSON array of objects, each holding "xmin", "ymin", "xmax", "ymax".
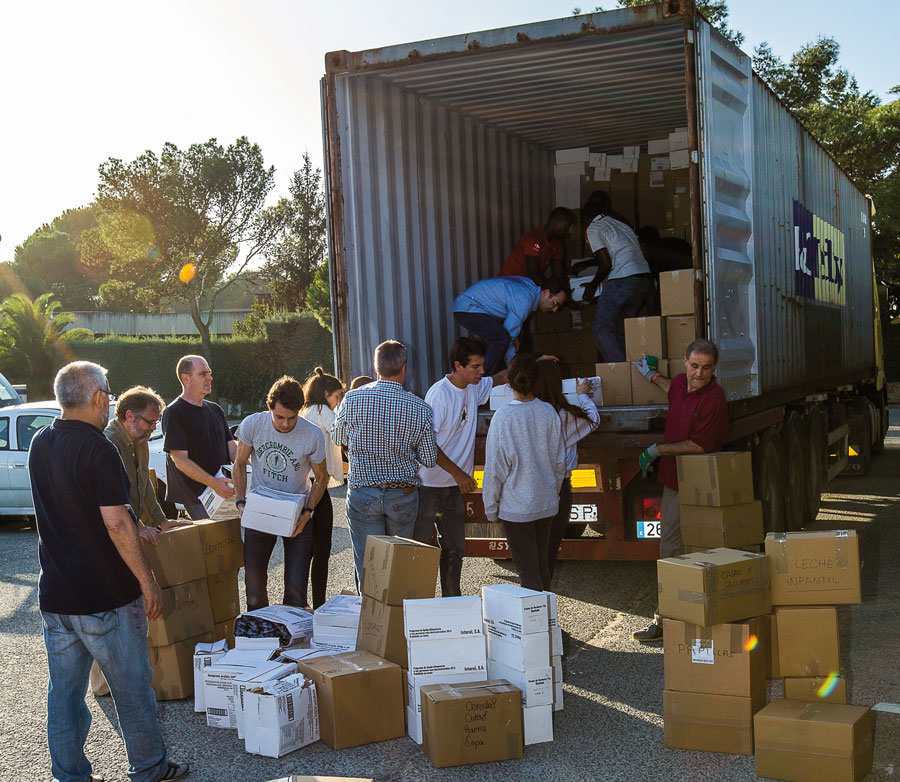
[
  {"xmin": 571, "ymin": 468, "xmax": 598, "ymax": 488},
  {"xmin": 849, "ymin": 446, "xmax": 858, "ymax": 456},
  {"xmin": 474, "ymin": 470, "xmax": 484, "ymax": 489}
]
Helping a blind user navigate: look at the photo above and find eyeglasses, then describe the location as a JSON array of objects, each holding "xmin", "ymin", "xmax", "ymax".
[
  {"xmin": 96, "ymin": 384, "xmax": 114, "ymax": 400},
  {"xmin": 137, "ymin": 414, "xmax": 160, "ymax": 428}
]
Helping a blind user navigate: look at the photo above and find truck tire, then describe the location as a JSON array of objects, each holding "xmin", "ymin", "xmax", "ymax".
[
  {"xmin": 871, "ymin": 395, "xmax": 887, "ymax": 453},
  {"xmin": 783, "ymin": 413, "xmax": 807, "ymax": 531},
  {"xmin": 754, "ymin": 427, "xmax": 786, "ymax": 534},
  {"xmin": 805, "ymin": 409, "xmax": 827, "ymax": 524}
]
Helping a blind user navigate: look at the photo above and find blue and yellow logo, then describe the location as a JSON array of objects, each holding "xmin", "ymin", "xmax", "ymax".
[{"xmin": 794, "ymin": 199, "xmax": 846, "ymax": 306}]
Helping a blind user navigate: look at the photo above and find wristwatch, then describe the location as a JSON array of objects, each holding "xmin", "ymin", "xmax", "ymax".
[{"xmin": 302, "ymin": 506, "xmax": 315, "ymax": 515}]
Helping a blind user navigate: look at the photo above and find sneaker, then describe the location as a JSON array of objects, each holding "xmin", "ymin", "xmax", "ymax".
[
  {"xmin": 632, "ymin": 621, "xmax": 663, "ymax": 643},
  {"xmin": 160, "ymin": 761, "xmax": 190, "ymax": 781}
]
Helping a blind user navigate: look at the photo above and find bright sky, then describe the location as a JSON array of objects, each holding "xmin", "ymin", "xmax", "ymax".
[{"xmin": 1, "ymin": 0, "xmax": 897, "ymax": 262}]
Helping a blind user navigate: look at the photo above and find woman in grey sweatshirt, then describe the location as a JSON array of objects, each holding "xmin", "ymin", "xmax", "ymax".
[{"xmin": 482, "ymin": 353, "xmax": 566, "ymax": 591}]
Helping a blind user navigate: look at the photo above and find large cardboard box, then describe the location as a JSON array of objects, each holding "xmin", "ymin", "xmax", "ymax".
[
  {"xmin": 659, "ymin": 269, "xmax": 698, "ymax": 316},
  {"xmin": 487, "ymin": 659, "xmax": 553, "ymax": 707},
  {"xmin": 784, "ymin": 675, "xmax": 848, "ymax": 704},
  {"xmin": 142, "ymin": 524, "xmax": 207, "ymax": 588},
  {"xmin": 557, "ymin": 331, "xmax": 597, "ymax": 364},
  {"xmin": 775, "ymin": 606, "xmax": 840, "ymax": 677},
  {"xmin": 420, "ymin": 681, "xmax": 524, "ymax": 767},
  {"xmin": 403, "ymin": 595, "xmax": 484, "ymax": 641},
  {"xmin": 206, "ymin": 570, "xmax": 240, "ymax": 624},
  {"xmin": 680, "ymin": 501, "xmax": 764, "ymax": 549},
  {"xmin": 665, "ymin": 316, "xmax": 696, "ymax": 361},
  {"xmin": 244, "ymin": 674, "xmax": 319, "ymax": 758},
  {"xmin": 754, "ymin": 700, "xmax": 873, "ymax": 782},
  {"xmin": 765, "ymin": 530, "xmax": 862, "ymax": 605},
  {"xmin": 194, "ymin": 639, "xmax": 229, "ymax": 712},
  {"xmin": 594, "ymin": 362, "xmax": 632, "ymax": 406},
  {"xmin": 149, "ymin": 631, "xmax": 213, "ymax": 701},
  {"xmin": 356, "ymin": 596, "xmax": 407, "ymax": 668},
  {"xmin": 529, "ymin": 332, "xmax": 561, "ymax": 358},
  {"xmin": 407, "ymin": 670, "xmax": 487, "ymax": 716},
  {"xmin": 298, "ymin": 651, "xmax": 405, "ymax": 749},
  {"xmin": 523, "ymin": 703, "xmax": 554, "ymax": 745},
  {"xmin": 762, "ymin": 613, "xmax": 781, "ymax": 679},
  {"xmin": 624, "ymin": 316, "xmax": 666, "ymax": 361},
  {"xmin": 657, "ymin": 548, "xmax": 770, "ymax": 626},
  {"xmin": 482, "ymin": 583, "xmax": 548, "ymax": 638},
  {"xmin": 195, "ymin": 517, "xmax": 244, "ymax": 575},
  {"xmin": 215, "ymin": 618, "xmax": 236, "ymax": 648},
  {"xmin": 360, "ymin": 536, "xmax": 440, "ymax": 606},
  {"xmin": 233, "ymin": 661, "xmax": 298, "ymax": 738},
  {"xmin": 533, "ymin": 308, "xmax": 572, "ymax": 334},
  {"xmin": 407, "ymin": 636, "xmax": 487, "ymax": 679},
  {"xmin": 147, "ymin": 579, "xmax": 216, "ymax": 647},
  {"xmin": 676, "ymin": 451, "xmax": 754, "ymax": 507},
  {"xmin": 630, "ymin": 360, "xmax": 670, "ymax": 405},
  {"xmin": 485, "ymin": 631, "xmax": 549, "ymax": 672},
  {"xmin": 663, "ymin": 687, "xmax": 765, "ymax": 755}
]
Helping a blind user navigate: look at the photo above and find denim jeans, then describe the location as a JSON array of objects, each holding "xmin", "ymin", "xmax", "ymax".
[
  {"xmin": 413, "ymin": 486, "xmax": 466, "ymax": 597},
  {"xmin": 454, "ymin": 311, "xmax": 512, "ymax": 375},
  {"xmin": 593, "ymin": 274, "xmax": 653, "ymax": 362},
  {"xmin": 502, "ymin": 517, "xmax": 553, "ymax": 592},
  {"xmin": 347, "ymin": 485, "xmax": 419, "ymax": 588},
  {"xmin": 243, "ymin": 519, "xmax": 315, "ymax": 610},
  {"xmin": 41, "ymin": 596, "xmax": 168, "ymax": 782}
]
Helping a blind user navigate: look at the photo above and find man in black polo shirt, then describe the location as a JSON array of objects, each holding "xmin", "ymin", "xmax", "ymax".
[
  {"xmin": 30, "ymin": 361, "xmax": 188, "ymax": 782},
  {"xmin": 162, "ymin": 355, "xmax": 236, "ymax": 519}
]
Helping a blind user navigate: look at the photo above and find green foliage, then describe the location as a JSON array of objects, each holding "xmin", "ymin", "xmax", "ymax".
[
  {"xmin": 232, "ymin": 298, "xmax": 281, "ymax": 338},
  {"xmin": 306, "ymin": 259, "xmax": 333, "ymax": 332},
  {"xmin": 0, "ymin": 293, "xmax": 94, "ymax": 398}
]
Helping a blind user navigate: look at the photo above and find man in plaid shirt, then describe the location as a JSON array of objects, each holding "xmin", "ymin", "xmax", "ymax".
[{"xmin": 332, "ymin": 340, "xmax": 438, "ymax": 584}]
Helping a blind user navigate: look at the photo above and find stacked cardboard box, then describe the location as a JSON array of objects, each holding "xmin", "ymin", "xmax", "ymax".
[
  {"xmin": 314, "ymin": 594, "xmax": 362, "ymax": 652},
  {"xmin": 243, "ymin": 673, "xmax": 320, "ymax": 758},
  {"xmin": 196, "ymin": 517, "xmax": 244, "ymax": 645},
  {"xmin": 544, "ymin": 591, "xmax": 565, "ymax": 712},
  {"xmin": 482, "ymin": 584, "xmax": 553, "ymax": 745},
  {"xmin": 202, "ymin": 646, "xmax": 291, "ymax": 729}
]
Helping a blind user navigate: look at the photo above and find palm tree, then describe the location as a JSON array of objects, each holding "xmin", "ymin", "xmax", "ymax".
[{"xmin": 0, "ymin": 293, "xmax": 93, "ymax": 399}]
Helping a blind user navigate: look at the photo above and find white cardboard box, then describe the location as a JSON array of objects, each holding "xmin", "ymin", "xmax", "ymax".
[
  {"xmin": 543, "ymin": 592, "xmax": 559, "ymax": 629},
  {"xmin": 193, "ymin": 639, "xmax": 228, "ymax": 713},
  {"xmin": 204, "ymin": 653, "xmax": 278, "ymax": 729},
  {"xmin": 555, "ymin": 147, "xmax": 590, "ymax": 164},
  {"xmin": 551, "ymin": 655, "xmax": 563, "ymax": 683},
  {"xmin": 198, "ymin": 466, "xmax": 232, "ymax": 517},
  {"xmin": 622, "ymin": 145, "xmax": 640, "ymax": 159},
  {"xmin": 554, "ymin": 175, "xmax": 582, "ymax": 209},
  {"xmin": 403, "ymin": 596, "xmax": 484, "ymax": 641},
  {"xmin": 235, "ymin": 637, "xmax": 280, "ymax": 651},
  {"xmin": 606, "ymin": 154, "xmax": 624, "ymax": 170},
  {"xmin": 240, "ymin": 486, "xmax": 308, "ymax": 536},
  {"xmin": 561, "ymin": 377, "xmax": 603, "ymax": 408},
  {"xmin": 524, "ymin": 704, "xmax": 554, "ymax": 745},
  {"xmin": 406, "ymin": 670, "xmax": 485, "ymax": 715},
  {"xmin": 278, "ymin": 646, "xmax": 334, "ymax": 664},
  {"xmin": 489, "ymin": 384, "xmax": 514, "ymax": 411},
  {"xmin": 621, "ymin": 157, "xmax": 638, "ymax": 173},
  {"xmin": 233, "ymin": 662, "xmax": 297, "ymax": 738},
  {"xmin": 244, "ymin": 675, "xmax": 319, "ymax": 758},
  {"xmin": 648, "ymin": 138, "xmax": 670, "ymax": 154},
  {"xmin": 406, "ymin": 636, "xmax": 487, "ymax": 679},
  {"xmin": 588, "ymin": 152, "xmax": 607, "ymax": 167},
  {"xmin": 553, "ymin": 680, "xmax": 564, "ymax": 712},
  {"xmin": 670, "ymin": 148, "xmax": 690, "ymax": 169},
  {"xmin": 554, "ymin": 161, "xmax": 588, "ymax": 177},
  {"xmin": 313, "ymin": 595, "xmax": 361, "ymax": 647},
  {"xmin": 482, "ymin": 584, "xmax": 548, "ymax": 639},
  {"xmin": 407, "ymin": 705, "xmax": 423, "ymax": 745},
  {"xmin": 486, "ymin": 631, "xmax": 550, "ymax": 672},
  {"xmin": 592, "ymin": 166, "xmax": 611, "ymax": 181},
  {"xmin": 237, "ymin": 605, "xmax": 314, "ymax": 647},
  {"xmin": 550, "ymin": 626, "xmax": 563, "ymax": 658},
  {"xmin": 487, "ymin": 659, "xmax": 553, "ymax": 707},
  {"xmin": 669, "ymin": 130, "xmax": 689, "ymax": 150}
]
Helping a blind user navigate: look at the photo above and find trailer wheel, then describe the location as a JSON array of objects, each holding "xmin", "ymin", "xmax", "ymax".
[
  {"xmin": 805, "ymin": 410, "xmax": 827, "ymax": 524},
  {"xmin": 783, "ymin": 413, "xmax": 807, "ymax": 531},
  {"xmin": 871, "ymin": 395, "xmax": 887, "ymax": 454},
  {"xmin": 754, "ymin": 427, "xmax": 786, "ymax": 533}
]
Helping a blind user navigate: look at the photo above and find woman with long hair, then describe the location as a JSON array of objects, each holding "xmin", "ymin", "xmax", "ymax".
[
  {"xmin": 301, "ymin": 367, "xmax": 345, "ymax": 608},
  {"xmin": 533, "ymin": 359, "xmax": 600, "ymax": 578},
  {"xmin": 482, "ymin": 354, "xmax": 565, "ymax": 591}
]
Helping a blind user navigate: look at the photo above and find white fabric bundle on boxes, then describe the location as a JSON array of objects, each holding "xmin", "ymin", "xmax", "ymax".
[
  {"xmin": 233, "ymin": 661, "xmax": 298, "ymax": 738},
  {"xmin": 194, "ymin": 639, "xmax": 228, "ymax": 713},
  {"xmin": 312, "ymin": 594, "xmax": 361, "ymax": 651},
  {"xmin": 241, "ymin": 486, "xmax": 308, "ymax": 536},
  {"xmin": 244, "ymin": 674, "xmax": 320, "ymax": 758}
]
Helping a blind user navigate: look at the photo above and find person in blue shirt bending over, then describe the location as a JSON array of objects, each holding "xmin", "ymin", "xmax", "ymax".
[{"xmin": 452, "ymin": 276, "xmax": 567, "ymax": 374}]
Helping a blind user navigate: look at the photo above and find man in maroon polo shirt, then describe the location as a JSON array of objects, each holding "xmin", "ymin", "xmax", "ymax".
[{"xmin": 629, "ymin": 338, "xmax": 729, "ymax": 642}]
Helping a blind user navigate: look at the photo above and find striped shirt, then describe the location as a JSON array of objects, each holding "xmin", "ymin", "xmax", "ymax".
[{"xmin": 331, "ymin": 379, "xmax": 438, "ymax": 488}]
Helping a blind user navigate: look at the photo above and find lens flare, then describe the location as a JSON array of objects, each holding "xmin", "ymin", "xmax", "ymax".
[
  {"xmin": 743, "ymin": 634, "xmax": 759, "ymax": 651},
  {"xmin": 817, "ymin": 673, "xmax": 841, "ymax": 698},
  {"xmin": 148, "ymin": 246, "xmax": 159, "ymax": 260},
  {"xmin": 179, "ymin": 263, "xmax": 196, "ymax": 283}
]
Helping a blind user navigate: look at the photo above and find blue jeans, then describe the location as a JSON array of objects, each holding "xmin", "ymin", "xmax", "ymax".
[
  {"xmin": 454, "ymin": 311, "xmax": 512, "ymax": 375},
  {"xmin": 41, "ymin": 596, "xmax": 168, "ymax": 782},
  {"xmin": 347, "ymin": 485, "xmax": 420, "ymax": 588},
  {"xmin": 413, "ymin": 486, "xmax": 466, "ymax": 597},
  {"xmin": 243, "ymin": 519, "xmax": 315, "ymax": 610},
  {"xmin": 593, "ymin": 274, "xmax": 653, "ymax": 362}
]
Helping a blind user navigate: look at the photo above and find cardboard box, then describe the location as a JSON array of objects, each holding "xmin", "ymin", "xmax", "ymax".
[
  {"xmin": 555, "ymin": 147, "xmax": 590, "ymax": 164},
  {"xmin": 233, "ymin": 661, "xmax": 298, "ymax": 738},
  {"xmin": 194, "ymin": 639, "xmax": 229, "ymax": 712},
  {"xmin": 663, "ymin": 686, "xmax": 765, "ymax": 755},
  {"xmin": 407, "ymin": 670, "xmax": 487, "ymax": 715},
  {"xmin": 147, "ymin": 579, "xmax": 216, "ymax": 647},
  {"xmin": 206, "ymin": 570, "xmax": 240, "ymax": 624},
  {"xmin": 403, "ymin": 596, "xmax": 483, "ymax": 641},
  {"xmin": 523, "ymin": 703, "xmax": 553, "ymax": 745},
  {"xmin": 668, "ymin": 130, "xmax": 689, "ymax": 151},
  {"xmin": 203, "ymin": 649, "xmax": 283, "ymax": 728},
  {"xmin": 680, "ymin": 501, "xmax": 764, "ymax": 549},
  {"xmin": 676, "ymin": 451, "xmax": 754, "ymax": 507},
  {"xmin": 407, "ymin": 705, "xmax": 423, "ymax": 744},
  {"xmin": 561, "ymin": 376, "xmax": 604, "ymax": 408},
  {"xmin": 533, "ymin": 308, "xmax": 572, "ymax": 334},
  {"xmin": 663, "ymin": 617, "xmax": 764, "ymax": 697},
  {"xmin": 529, "ymin": 332, "xmax": 561, "ymax": 358},
  {"xmin": 313, "ymin": 595, "xmax": 360, "ymax": 649},
  {"xmin": 195, "ymin": 517, "xmax": 244, "ymax": 575},
  {"xmin": 298, "ymin": 651, "xmax": 405, "ymax": 749},
  {"xmin": 775, "ymin": 606, "xmax": 840, "ymax": 677},
  {"xmin": 665, "ymin": 316, "xmax": 696, "ymax": 361},
  {"xmin": 149, "ymin": 631, "xmax": 213, "ymax": 701},
  {"xmin": 754, "ymin": 700, "xmax": 873, "ymax": 782},
  {"xmin": 421, "ymin": 681, "xmax": 524, "ymax": 767},
  {"xmin": 624, "ymin": 316, "xmax": 666, "ymax": 361},
  {"xmin": 244, "ymin": 674, "xmax": 319, "ymax": 758},
  {"xmin": 142, "ymin": 524, "xmax": 207, "ymax": 588},
  {"xmin": 485, "ymin": 631, "xmax": 549, "ymax": 672},
  {"xmin": 765, "ymin": 530, "xmax": 862, "ymax": 605},
  {"xmin": 630, "ymin": 359, "xmax": 670, "ymax": 405},
  {"xmin": 784, "ymin": 675, "xmax": 848, "ymax": 704},
  {"xmin": 240, "ymin": 486, "xmax": 307, "ymax": 536},
  {"xmin": 553, "ymin": 678, "xmax": 564, "ymax": 711},
  {"xmin": 361, "ymin": 536, "xmax": 440, "ymax": 606},
  {"xmin": 407, "ymin": 636, "xmax": 487, "ymax": 679},
  {"xmin": 557, "ymin": 331, "xmax": 597, "ymax": 364},
  {"xmin": 762, "ymin": 613, "xmax": 781, "ymax": 679},
  {"xmin": 657, "ymin": 548, "xmax": 771, "ymax": 626},
  {"xmin": 356, "ymin": 596, "xmax": 407, "ymax": 668},
  {"xmin": 198, "ymin": 466, "xmax": 232, "ymax": 517},
  {"xmin": 659, "ymin": 269, "xmax": 698, "ymax": 316},
  {"xmin": 487, "ymin": 659, "xmax": 553, "ymax": 707},
  {"xmin": 594, "ymin": 362, "xmax": 633, "ymax": 406},
  {"xmin": 482, "ymin": 583, "xmax": 548, "ymax": 639},
  {"xmin": 215, "ymin": 618, "xmax": 235, "ymax": 648}
]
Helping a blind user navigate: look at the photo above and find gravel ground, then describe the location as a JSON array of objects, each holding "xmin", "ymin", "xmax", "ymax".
[{"xmin": 2, "ymin": 415, "xmax": 899, "ymax": 781}]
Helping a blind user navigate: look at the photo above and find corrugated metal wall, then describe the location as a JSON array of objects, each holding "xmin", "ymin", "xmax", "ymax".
[
  {"xmin": 751, "ymin": 76, "xmax": 874, "ymax": 395},
  {"xmin": 333, "ymin": 72, "xmax": 551, "ymax": 392}
]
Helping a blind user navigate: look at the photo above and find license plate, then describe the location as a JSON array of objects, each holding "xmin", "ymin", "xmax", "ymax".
[
  {"xmin": 636, "ymin": 520, "xmax": 661, "ymax": 538},
  {"xmin": 570, "ymin": 503, "xmax": 598, "ymax": 522}
]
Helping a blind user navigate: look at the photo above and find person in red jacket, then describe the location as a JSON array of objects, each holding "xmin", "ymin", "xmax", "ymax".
[
  {"xmin": 630, "ymin": 338, "xmax": 729, "ymax": 642},
  {"xmin": 499, "ymin": 208, "xmax": 576, "ymax": 283}
]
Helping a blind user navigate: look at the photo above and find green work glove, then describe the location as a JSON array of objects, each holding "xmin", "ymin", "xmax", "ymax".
[
  {"xmin": 634, "ymin": 357, "xmax": 658, "ymax": 382},
  {"xmin": 639, "ymin": 443, "xmax": 661, "ymax": 478},
  {"xmin": 645, "ymin": 355, "xmax": 659, "ymax": 373}
]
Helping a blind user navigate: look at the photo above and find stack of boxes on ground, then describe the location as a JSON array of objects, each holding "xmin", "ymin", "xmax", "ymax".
[
  {"xmin": 314, "ymin": 594, "xmax": 362, "ymax": 652},
  {"xmin": 144, "ymin": 518, "xmax": 243, "ymax": 700}
]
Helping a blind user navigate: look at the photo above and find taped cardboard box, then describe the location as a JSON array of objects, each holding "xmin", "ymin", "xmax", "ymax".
[
  {"xmin": 676, "ymin": 451, "xmax": 754, "ymax": 507},
  {"xmin": 680, "ymin": 501, "xmax": 764, "ymax": 549},
  {"xmin": 206, "ymin": 570, "xmax": 240, "ymax": 624},
  {"xmin": 761, "ymin": 613, "xmax": 781, "ymax": 679},
  {"xmin": 195, "ymin": 517, "xmax": 244, "ymax": 575},
  {"xmin": 356, "ymin": 596, "xmax": 407, "ymax": 668},
  {"xmin": 657, "ymin": 548, "xmax": 771, "ymax": 626},
  {"xmin": 194, "ymin": 639, "xmax": 229, "ymax": 712},
  {"xmin": 142, "ymin": 524, "xmax": 207, "ymax": 588},
  {"xmin": 147, "ymin": 578, "xmax": 216, "ymax": 647},
  {"xmin": 421, "ymin": 681, "xmax": 524, "ymax": 767},
  {"xmin": 665, "ymin": 316, "xmax": 696, "ymax": 360},
  {"xmin": 150, "ymin": 631, "xmax": 213, "ymax": 701},
  {"xmin": 630, "ymin": 360, "xmax": 670, "ymax": 405},
  {"xmin": 659, "ymin": 269, "xmax": 698, "ymax": 316},
  {"xmin": 624, "ymin": 316, "xmax": 666, "ymax": 361},
  {"xmin": 298, "ymin": 650, "xmax": 405, "ymax": 749},
  {"xmin": 775, "ymin": 606, "xmax": 840, "ymax": 678},
  {"xmin": 244, "ymin": 674, "xmax": 319, "ymax": 758},
  {"xmin": 594, "ymin": 362, "xmax": 632, "ymax": 406},
  {"xmin": 407, "ymin": 670, "xmax": 485, "ymax": 716},
  {"xmin": 557, "ymin": 331, "xmax": 597, "ymax": 364},
  {"xmin": 662, "ymin": 617, "xmax": 764, "ymax": 697},
  {"xmin": 764, "ymin": 530, "xmax": 861, "ymax": 605},
  {"xmin": 754, "ymin": 700, "xmax": 873, "ymax": 782},
  {"xmin": 663, "ymin": 685, "xmax": 765, "ymax": 755},
  {"xmin": 361, "ymin": 536, "xmax": 440, "ymax": 605},
  {"xmin": 784, "ymin": 675, "xmax": 847, "ymax": 704},
  {"xmin": 482, "ymin": 583, "xmax": 549, "ymax": 639},
  {"xmin": 407, "ymin": 635, "xmax": 487, "ymax": 679}
]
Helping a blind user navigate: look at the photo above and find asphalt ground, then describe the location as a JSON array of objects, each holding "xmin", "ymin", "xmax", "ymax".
[{"xmin": 2, "ymin": 414, "xmax": 899, "ymax": 781}]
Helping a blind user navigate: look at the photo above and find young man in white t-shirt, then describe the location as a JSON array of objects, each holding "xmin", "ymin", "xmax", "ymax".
[
  {"xmin": 576, "ymin": 192, "xmax": 652, "ymax": 362},
  {"xmin": 413, "ymin": 337, "xmax": 507, "ymax": 596}
]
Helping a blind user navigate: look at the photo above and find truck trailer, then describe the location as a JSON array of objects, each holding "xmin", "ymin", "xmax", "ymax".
[{"xmin": 320, "ymin": 0, "xmax": 887, "ymax": 560}]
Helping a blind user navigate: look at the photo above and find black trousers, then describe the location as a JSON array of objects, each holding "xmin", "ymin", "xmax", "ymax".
[
  {"xmin": 309, "ymin": 489, "xmax": 333, "ymax": 608},
  {"xmin": 547, "ymin": 477, "xmax": 573, "ymax": 579},
  {"xmin": 502, "ymin": 516, "xmax": 553, "ymax": 592}
]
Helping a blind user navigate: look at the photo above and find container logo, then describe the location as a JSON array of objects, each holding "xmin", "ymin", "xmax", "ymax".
[{"xmin": 794, "ymin": 200, "xmax": 846, "ymax": 306}]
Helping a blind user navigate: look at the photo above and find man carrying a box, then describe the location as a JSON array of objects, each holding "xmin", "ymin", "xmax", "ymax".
[
  {"xmin": 233, "ymin": 376, "xmax": 329, "ymax": 610},
  {"xmin": 499, "ymin": 207, "xmax": 576, "ymax": 284},
  {"xmin": 631, "ymin": 338, "xmax": 729, "ymax": 642}
]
